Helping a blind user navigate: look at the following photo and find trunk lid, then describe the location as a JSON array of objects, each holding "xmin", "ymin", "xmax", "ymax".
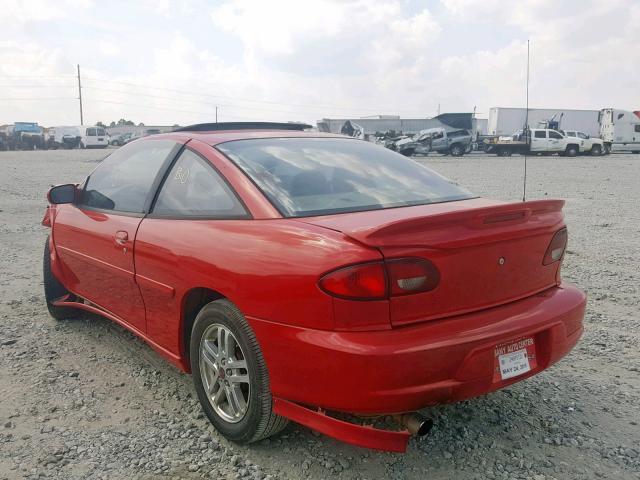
[{"xmin": 297, "ymin": 198, "xmax": 565, "ymax": 326}]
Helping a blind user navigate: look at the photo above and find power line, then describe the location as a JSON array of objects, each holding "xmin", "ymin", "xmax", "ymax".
[
  {"xmin": 81, "ymin": 76, "xmax": 410, "ymax": 114},
  {"xmin": 81, "ymin": 85, "xmax": 376, "ymax": 117},
  {"xmin": 0, "ymin": 74, "xmax": 76, "ymax": 78},
  {"xmin": 0, "ymin": 97, "xmax": 76, "ymax": 100},
  {"xmin": 88, "ymin": 98, "xmax": 268, "ymax": 122},
  {"xmin": 0, "ymin": 84, "xmax": 76, "ymax": 88}
]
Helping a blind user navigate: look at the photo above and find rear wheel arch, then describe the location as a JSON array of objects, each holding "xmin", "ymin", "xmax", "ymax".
[{"xmin": 181, "ymin": 287, "xmax": 227, "ymax": 369}]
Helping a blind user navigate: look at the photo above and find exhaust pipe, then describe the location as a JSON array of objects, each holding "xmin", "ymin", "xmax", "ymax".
[{"xmin": 394, "ymin": 413, "xmax": 434, "ymax": 436}]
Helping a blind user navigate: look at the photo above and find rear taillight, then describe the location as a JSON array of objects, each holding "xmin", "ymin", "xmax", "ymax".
[
  {"xmin": 386, "ymin": 258, "xmax": 440, "ymax": 296},
  {"xmin": 543, "ymin": 228, "xmax": 568, "ymax": 265},
  {"xmin": 319, "ymin": 258, "xmax": 440, "ymax": 300},
  {"xmin": 318, "ymin": 262, "xmax": 387, "ymax": 300}
]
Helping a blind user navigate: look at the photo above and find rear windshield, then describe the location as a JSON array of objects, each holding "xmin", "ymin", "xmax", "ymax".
[{"xmin": 217, "ymin": 137, "xmax": 475, "ymax": 217}]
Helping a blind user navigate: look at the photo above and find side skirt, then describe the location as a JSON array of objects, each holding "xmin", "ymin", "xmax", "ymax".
[{"xmin": 52, "ymin": 295, "xmax": 188, "ymax": 372}]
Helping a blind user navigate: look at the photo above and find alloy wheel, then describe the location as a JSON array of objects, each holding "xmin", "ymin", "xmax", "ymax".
[{"xmin": 199, "ymin": 324, "xmax": 250, "ymax": 423}]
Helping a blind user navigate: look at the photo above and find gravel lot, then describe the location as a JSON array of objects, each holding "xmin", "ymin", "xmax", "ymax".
[{"xmin": 1, "ymin": 149, "xmax": 638, "ymax": 480}]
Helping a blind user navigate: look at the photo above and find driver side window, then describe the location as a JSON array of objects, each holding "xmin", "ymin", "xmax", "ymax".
[
  {"xmin": 548, "ymin": 131, "xmax": 563, "ymax": 139},
  {"xmin": 81, "ymin": 140, "xmax": 177, "ymax": 213}
]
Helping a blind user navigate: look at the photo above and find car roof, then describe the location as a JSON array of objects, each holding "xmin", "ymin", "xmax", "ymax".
[{"xmin": 149, "ymin": 127, "xmax": 345, "ymax": 146}]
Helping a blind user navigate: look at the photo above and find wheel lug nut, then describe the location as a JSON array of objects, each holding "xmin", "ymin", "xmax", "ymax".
[{"xmin": 226, "ymin": 369, "xmax": 231, "ymax": 375}]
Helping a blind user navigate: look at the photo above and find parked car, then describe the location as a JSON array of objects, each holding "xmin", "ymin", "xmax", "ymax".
[
  {"xmin": 42, "ymin": 122, "xmax": 586, "ymax": 452},
  {"xmin": 485, "ymin": 128, "xmax": 582, "ymax": 157},
  {"xmin": 45, "ymin": 126, "xmax": 82, "ymax": 150},
  {"xmin": 79, "ymin": 126, "xmax": 109, "ymax": 148},
  {"xmin": 392, "ymin": 127, "xmax": 471, "ymax": 157},
  {"xmin": 109, "ymin": 132, "xmax": 134, "ymax": 146},
  {"xmin": 561, "ymin": 130, "xmax": 604, "ymax": 155}
]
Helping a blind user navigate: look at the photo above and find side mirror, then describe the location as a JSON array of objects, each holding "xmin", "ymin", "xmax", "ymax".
[{"xmin": 47, "ymin": 184, "xmax": 77, "ymax": 204}]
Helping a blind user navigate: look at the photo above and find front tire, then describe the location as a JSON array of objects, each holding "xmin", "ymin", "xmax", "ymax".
[
  {"xmin": 43, "ymin": 237, "xmax": 78, "ymax": 320},
  {"xmin": 449, "ymin": 144, "xmax": 464, "ymax": 156},
  {"xmin": 190, "ymin": 300, "xmax": 288, "ymax": 444},
  {"xmin": 399, "ymin": 148, "xmax": 415, "ymax": 157}
]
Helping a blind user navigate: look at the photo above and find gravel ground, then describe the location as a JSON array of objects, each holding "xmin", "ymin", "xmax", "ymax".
[{"xmin": 0, "ymin": 149, "xmax": 638, "ymax": 480}]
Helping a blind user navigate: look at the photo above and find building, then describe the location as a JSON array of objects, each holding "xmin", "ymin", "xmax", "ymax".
[{"xmin": 317, "ymin": 114, "xmax": 487, "ymax": 138}]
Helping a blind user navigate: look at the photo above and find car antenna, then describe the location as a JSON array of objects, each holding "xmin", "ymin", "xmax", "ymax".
[{"xmin": 523, "ymin": 39, "xmax": 530, "ymax": 202}]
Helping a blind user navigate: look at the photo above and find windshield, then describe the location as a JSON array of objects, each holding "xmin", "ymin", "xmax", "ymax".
[{"xmin": 217, "ymin": 137, "xmax": 475, "ymax": 217}]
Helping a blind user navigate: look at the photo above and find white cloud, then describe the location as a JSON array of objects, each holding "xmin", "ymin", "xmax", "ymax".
[
  {"xmin": 0, "ymin": 0, "xmax": 93, "ymax": 23},
  {"xmin": 99, "ymin": 41, "xmax": 120, "ymax": 57},
  {"xmin": 0, "ymin": 0, "xmax": 638, "ymax": 126}
]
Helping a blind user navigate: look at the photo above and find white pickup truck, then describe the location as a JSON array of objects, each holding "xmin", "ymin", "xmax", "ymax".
[
  {"xmin": 485, "ymin": 128, "xmax": 582, "ymax": 157},
  {"xmin": 562, "ymin": 130, "xmax": 604, "ymax": 155}
]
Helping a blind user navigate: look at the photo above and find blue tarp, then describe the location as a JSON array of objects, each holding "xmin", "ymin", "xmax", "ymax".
[{"xmin": 14, "ymin": 122, "xmax": 41, "ymax": 133}]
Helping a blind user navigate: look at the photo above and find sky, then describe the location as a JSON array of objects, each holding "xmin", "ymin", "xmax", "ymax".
[{"xmin": 1, "ymin": 0, "xmax": 638, "ymax": 127}]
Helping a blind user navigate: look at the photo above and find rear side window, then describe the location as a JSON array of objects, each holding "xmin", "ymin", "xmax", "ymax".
[
  {"xmin": 152, "ymin": 149, "xmax": 248, "ymax": 218},
  {"xmin": 534, "ymin": 130, "xmax": 546, "ymax": 138},
  {"xmin": 549, "ymin": 131, "xmax": 563, "ymax": 139},
  {"xmin": 217, "ymin": 137, "xmax": 475, "ymax": 218},
  {"xmin": 81, "ymin": 140, "xmax": 177, "ymax": 213}
]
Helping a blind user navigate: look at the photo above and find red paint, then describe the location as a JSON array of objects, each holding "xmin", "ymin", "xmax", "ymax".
[
  {"xmin": 272, "ymin": 398, "xmax": 411, "ymax": 452},
  {"xmin": 45, "ymin": 128, "xmax": 586, "ymax": 451}
]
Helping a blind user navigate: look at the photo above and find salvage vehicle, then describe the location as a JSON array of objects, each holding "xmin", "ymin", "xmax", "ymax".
[
  {"xmin": 561, "ymin": 130, "xmax": 604, "ymax": 156},
  {"xmin": 4, "ymin": 122, "xmax": 45, "ymax": 150},
  {"xmin": 485, "ymin": 128, "xmax": 581, "ymax": 157},
  {"xmin": 78, "ymin": 126, "xmax": 109, "ymax": 148},
  {"xmin": 42, "ymin": 122, "xmax": 586, "ymax": 452},
  {"xmin": 45, "ymin": 127, "xmax": 82, "ymax": 150},
  {"xmin": 392, "ymin": 128, "xmax": 471, "ymax": 157}
]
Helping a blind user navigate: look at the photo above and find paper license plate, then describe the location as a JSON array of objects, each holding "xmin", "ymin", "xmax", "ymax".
[{"xmin": 494, "ymin": 337, "xmax": 536, "ymax": 382}]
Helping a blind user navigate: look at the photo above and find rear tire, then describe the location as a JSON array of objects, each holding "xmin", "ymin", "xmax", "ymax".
[
  {"xmin": 565, "ymin": 145, "xmax": 578, "ymax": 157},
  {"xmin": 43, "ymin": 237, "xmax": 78, "ymax": 320},
  {"xmin": 590, "ymin": 145, "xmax": 602, "ymax": 156},
  {"xmin": 190, "ymin": 300, "xmax": 288, "ymax": 444}
]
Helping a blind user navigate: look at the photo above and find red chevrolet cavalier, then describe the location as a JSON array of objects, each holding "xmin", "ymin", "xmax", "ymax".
[{"xmin": 42, "ymin": 122, "xmax": 586, "ymax": 452}]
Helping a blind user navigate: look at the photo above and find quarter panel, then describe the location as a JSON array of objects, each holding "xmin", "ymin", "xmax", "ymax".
[{"xmin": 134, "ymin": 218, "xmax": 382, "ymax": 356}]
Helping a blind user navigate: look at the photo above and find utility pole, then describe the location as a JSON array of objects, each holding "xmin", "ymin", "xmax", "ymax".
[
  {"xmin": 77, "ymin": 64, "xmax": 84, "ymax": 125},
  {"xmin": 215, "ymin": 106, "xmax": 218, "ymax": 123}
]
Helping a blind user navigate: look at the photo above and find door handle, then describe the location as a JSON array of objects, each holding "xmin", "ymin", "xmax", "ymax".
[{"xmin": 115, "ymin": 231, "xmax": 128, "ymax": 245}]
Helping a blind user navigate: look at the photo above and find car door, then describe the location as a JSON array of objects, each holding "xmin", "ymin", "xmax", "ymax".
[
  {"xmin": 53, "ymin": 139, "xmax": 182, "ymax": 332},
  {"xmin": 134, "ymin": 146, "xmax": 250, "ymax": 354},
  {"xmin": 431, "ymin": 131, "xmax": 445, "ymax": 151},
  {"xmin": 530, "ymin": 129, "xmax": 547, "ymax": 151},
  {"xmin": 548, "ymin": 130, "xmax": 564, "ymax": 151}
]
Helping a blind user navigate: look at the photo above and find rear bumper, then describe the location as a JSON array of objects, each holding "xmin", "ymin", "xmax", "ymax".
[{"xmin": 248, "ymin": 282, "xmax": 585, "ymax": 414}]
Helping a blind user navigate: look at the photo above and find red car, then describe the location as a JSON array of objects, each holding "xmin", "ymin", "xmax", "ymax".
[{"xmin": 42, "ymin": 122, "xmax": 586, "ymax": 452}]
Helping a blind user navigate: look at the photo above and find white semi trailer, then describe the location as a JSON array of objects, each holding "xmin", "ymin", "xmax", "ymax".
[
  {"xmin": 599, "ymin": 108, "xmax": 640, "ymax": 154},
  {"xmin": 488, "ymin": 108, "xmax": 600, "ymax": 137},
  {"xmin": 488, "ymin": 107, "xmax": 640, "ymax": 154}
]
